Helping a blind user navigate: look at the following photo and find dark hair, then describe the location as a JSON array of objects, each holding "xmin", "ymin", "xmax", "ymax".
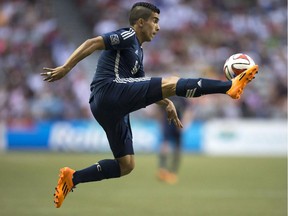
[{"xmin": 129, "ymin": 2, "xmax": 160, "ymax": 25}]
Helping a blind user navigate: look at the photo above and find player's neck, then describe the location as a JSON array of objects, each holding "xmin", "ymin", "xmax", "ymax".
[{"xmin": 131, "ymin": 26, "xmax": 144, "ymax": 45}]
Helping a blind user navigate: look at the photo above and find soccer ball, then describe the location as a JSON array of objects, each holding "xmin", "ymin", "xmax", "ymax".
[{"xmin": 223, "ymin": 53, "xmax": 255, "ymax": 80}]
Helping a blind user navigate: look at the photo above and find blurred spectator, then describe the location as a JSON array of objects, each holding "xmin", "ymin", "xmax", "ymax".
[{"xmin": 156, "ymin": 96, "xmax": 188, "ymax": 184}]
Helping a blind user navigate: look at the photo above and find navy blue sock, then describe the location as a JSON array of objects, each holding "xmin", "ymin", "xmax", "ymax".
[
  {"xmin": 176, "ymin": 78, "xmax": 231, "ymax": 97},
  {"xmin": 72, "ymin": 159, "xmax": 121, "ymax": 185}
]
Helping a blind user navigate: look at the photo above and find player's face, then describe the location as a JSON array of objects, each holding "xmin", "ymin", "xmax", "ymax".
[{"xmin": 141, "ymin": 12, "xmax": 160, "ymax": 42}]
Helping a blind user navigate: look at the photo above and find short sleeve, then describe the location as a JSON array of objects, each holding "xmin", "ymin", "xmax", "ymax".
[{"xmin": 102, "ymin": 28, "xmax": 136, "ymax": 50}]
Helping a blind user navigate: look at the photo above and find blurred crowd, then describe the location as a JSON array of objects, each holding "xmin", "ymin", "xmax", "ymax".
[
  {"xmin": 0, "ymin": 0, "xmax": 287, "ymax": 126},
  {"xmin": 0, "ymin": 0, "xmax": 91, "ymax": 126}
]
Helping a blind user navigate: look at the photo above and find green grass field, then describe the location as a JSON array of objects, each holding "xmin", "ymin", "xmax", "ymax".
[{"xmin": 0, "ymin": 152, "xmax": 286, "ymax": 216}]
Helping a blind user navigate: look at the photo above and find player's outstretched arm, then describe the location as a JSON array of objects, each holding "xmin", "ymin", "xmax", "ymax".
[
  {"xmin": 41, "ymin": 36, "xmax": 105, "ymax": 82},
  {"xmin": 156, "ymin": 99, "xmax": 183, "ymax": 129}
]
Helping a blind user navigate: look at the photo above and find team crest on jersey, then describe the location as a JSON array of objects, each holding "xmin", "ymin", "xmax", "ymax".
[{"xmin": 110, "ymin": 34, "xmax": 120, "ymax": 45}]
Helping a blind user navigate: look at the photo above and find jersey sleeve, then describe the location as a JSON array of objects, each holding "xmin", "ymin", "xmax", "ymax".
[{"xmin": 102, "ymin": 28, "xmax": 136, "ymax": 50}]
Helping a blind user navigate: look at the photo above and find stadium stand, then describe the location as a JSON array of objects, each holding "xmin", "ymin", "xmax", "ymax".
[{"xmin": 0, "ymin": 0, "xmax": 286, "ymax": 126}]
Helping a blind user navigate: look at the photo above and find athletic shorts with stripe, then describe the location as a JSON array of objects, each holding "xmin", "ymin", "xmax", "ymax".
[{"xmin": 89, "ymin": 77, "xmax": 162, "ymax": 158}]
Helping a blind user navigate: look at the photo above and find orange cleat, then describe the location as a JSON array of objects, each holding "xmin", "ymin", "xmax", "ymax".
[
  {"xmin": 156, "ymin": 169, "xmax": 178, "ymax": 185},
  {"xmin": 226, "ymin": 65, "xmax": 259, "ymax": 99},
  {"xmin": 156, "ymin": 169, "xmax": 169, "ymax": 182},
  {"xmin": 164, "ymin": 172, "xmax": 178, "ymax": 185},
  {"xmin": 53, "ymin": 167, "xmax": 75, "ymax": 208}
]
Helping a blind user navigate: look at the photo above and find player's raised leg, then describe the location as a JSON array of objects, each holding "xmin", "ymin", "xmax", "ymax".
[{"xmin": 161, "ymin": 65, "xmax": 259, "ymax": 99}]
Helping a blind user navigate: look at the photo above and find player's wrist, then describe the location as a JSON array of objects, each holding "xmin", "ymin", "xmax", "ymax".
[
  {"xmin": 160, "ymin": 99, "xmax": 172, "ymax": 107},
  {"xmin": 63, "ymin": 65, "xmax": 71, "ymax": 70}
]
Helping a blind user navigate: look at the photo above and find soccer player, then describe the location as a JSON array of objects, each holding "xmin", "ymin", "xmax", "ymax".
[
  {"xmin": 156, "ymin": 97, "xmax": 187, "ymax": 184},
  {"xmin": 41, "ymin": 2, "xmax": 258, "ymax": 208}
]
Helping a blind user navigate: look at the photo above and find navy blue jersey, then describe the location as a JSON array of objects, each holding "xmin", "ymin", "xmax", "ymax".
[
  {"xmin": 91, "ymin": 27, "xmax": 145, "ymax": 90},
  {"xmin": 88, "ymin": 27, "xmax": 163, "ymax": 158}
]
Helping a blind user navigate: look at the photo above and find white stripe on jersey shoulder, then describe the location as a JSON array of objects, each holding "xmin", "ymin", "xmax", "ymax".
[{"xmin": 121, "ymin": 28, "xmax": 135, "ymax": 40}]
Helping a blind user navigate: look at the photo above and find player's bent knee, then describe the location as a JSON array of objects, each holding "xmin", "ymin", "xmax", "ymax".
[
  {"xmin": 121, "ymin": 163, "xmax": 135, "ymax": 176},
  {"xmin": 119, "ymin": 162, "xmax": 135, "ymax": 176},
  {"xmin": 117, "ymin": 155, "xmax": 135, "ymax": 176},
  {"xmin": 162, "ymin": 76, "xmax": 180, "ymax": 98},
  {"xmin": 162, "ymin": 76, "xmax": 179, "ymax": 87}
]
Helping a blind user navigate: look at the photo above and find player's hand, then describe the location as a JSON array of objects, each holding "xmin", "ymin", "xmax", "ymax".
[
  {"xmin": 41, "ymin": 66, "xmax": 70, "ymax": 82},
  {"xmin": 165, "ymin": 101, "xmax": 183, "ymax": 129}
]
